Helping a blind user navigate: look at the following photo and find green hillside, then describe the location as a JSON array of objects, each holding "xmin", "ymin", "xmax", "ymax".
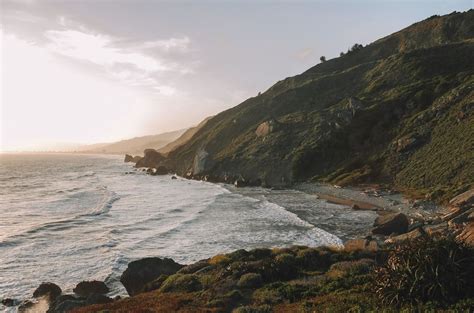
[{"xmin": 165, "ymin": 10, "xmax": 474, "ymax": 203}]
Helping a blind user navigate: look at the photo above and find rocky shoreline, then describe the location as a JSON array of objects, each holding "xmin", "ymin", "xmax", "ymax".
[{"xmin": 3, "ymin": 168, "xmax": 472, "ymax": 312}]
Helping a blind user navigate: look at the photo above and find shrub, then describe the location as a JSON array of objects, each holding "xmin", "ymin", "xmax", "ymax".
[
  {"xmin": 209, "ymin": 254, "xmax": 232, "ymax": 265},
  {"xmin": 374, "ymin": 236, "xmax": 474, "ymax": 306},
  {"xmin": 327, "ymin": 259, "xmax": 374, "ymax": 278},
  {"xmin": 237, "ymin": 273, "xmax": 263, "ymax": 288},
  {"xmin": 159, "ymin": 274, "xmax": 202, "ymax": 293}
]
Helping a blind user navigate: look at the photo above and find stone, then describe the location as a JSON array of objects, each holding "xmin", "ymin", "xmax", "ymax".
[
  {"xmin": 120, "ymin": 257, "xmax": 184, "ymax": 296},
  {"xmin": 124, "ymin": 154, "xmax": 134, "ymax": 162},
  {"xmin": 344, "ymin": 238, "xmax": 379, "ymax": 252},
  {"xmin": 372, "ymin": 213, "xmax": 409, "ymax": 235},
  {"xmin": 155, "ymin": 166, "xmax": 169, "ymax": 175},
  {"xmin": 351, "ymin": 204, "xmax": 361, "ymax": 210},
  {"xmin": 73, "ymin": 280, "xmax": 109, "ymax": 297},
  {"xmin": 255, "ymin": 120, "xmax": 276, "ymax": 137},
  {"xmin": 396, "ymin": 135, "xmax": 420, "ymax": 152},
  {"xmin": 457, "ymin": 221, "xmax": 474, "ymax": 247},
  {"xmin": 171, "ymin": 175, "xmax": 178, "ymax": 180},
  {"xmin": 135, "ymin": 149, "xmax": 166, "ymax": 168},
  {"xmin": 1, "ymin": 298, "xmax": 18, "ymax": 307},
  {"xmin": 385, "ymin": 227, "xmax": 425, "ymax": 244},
  {"xmin": 448, "ymin": 208, "xmax": 474, "ymax": 227},
  {"xmin": 449, "ymin": 188, "xmax": 474, "ymax": 208},
  {"xmin": 423, "ymin": 222, "xmax": 448, "ymax": 236},
  {"xmin": 33, "ymin": 282, "xmax": 62, "ymax": 302},
  {"xmin": 442, "ymin": 206, "xmax": 470, "ymax": 221}
]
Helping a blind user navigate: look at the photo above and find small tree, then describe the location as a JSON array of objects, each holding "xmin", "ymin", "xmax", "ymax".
[{"xmin": 320, "ymin": 56, "xmax": 326, "ymax": 63}]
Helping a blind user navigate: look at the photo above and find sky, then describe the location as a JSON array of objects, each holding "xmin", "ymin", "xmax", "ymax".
[{"xmin": 1, "ymin": 0, "xmax": 472, "ymax": 151}]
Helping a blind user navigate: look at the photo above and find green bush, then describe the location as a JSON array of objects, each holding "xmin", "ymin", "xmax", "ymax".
[
  {"xmin": 374, "ymin": 236, "xmax": 474, "ymax": 306},
  {"xmin": 159, "ymin": 274, "xmax": 202, "ymax": 293},
  {"xmin": 237, "ymin": 273, "xmax": 263, "ymax": 288}
]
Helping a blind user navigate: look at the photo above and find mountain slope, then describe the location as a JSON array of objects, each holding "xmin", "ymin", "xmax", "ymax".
[
  {"xmin": 79, "ymin": 129, "xmax": 186, "ymax": 155},
  {"xmin": 158, "ymin": 116, "xmax": 213, "ymax": 155},
  {"xmin": 163, "ymin": 10, "xmax": 473, "ymax": 202}
]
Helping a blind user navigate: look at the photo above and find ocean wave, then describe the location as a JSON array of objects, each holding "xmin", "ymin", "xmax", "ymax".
[{"xmin": 0, "ymin": 186, "xmax": 119, "ymax": 246}]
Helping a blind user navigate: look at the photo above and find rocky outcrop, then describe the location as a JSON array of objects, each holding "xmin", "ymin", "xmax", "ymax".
[
  {"xmin": 73, "ymin": 281, "xmax": 109, "ymax": 297},
  {"xmin": 449, "ymin": 188, "xmax": 474, "ymax": 209},
  {"xmin": 33, "ymin": 282, "xmax": 62, "ymax": 302},
  {"xmin": 372, "ymin": 213, "xmax": 409, "ymax": 235},
  {"xmin": 192, "ymin": 148, "xmax": 209, "ymax": 175},
  {"xmin": 135, "ymin": 149, "xmax": 166, "ymax": 168},
  {"xmin": 124, "ymin": 154, "xmax": 134, "ymax": 162},
  {"xmin": 120, "ymin": 257, "xmax": 184, "ymax": 296},
  {"xmin": 255, "ymin": 120, "xmax": 276, "ymax": 137}
]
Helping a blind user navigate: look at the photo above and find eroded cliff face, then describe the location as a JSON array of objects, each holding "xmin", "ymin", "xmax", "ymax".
[{"xmin": 134, "ymin": 11, "xmax": 474, "ymax": 198}]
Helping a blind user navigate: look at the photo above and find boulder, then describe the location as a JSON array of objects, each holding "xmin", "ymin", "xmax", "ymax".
[
  {"xmin": 385, "ymin": 227, "xmax": 425, "ymax": 244},
  {"xmin": 255, "ymin": 120, "xmax": 276, "ymax": 137},
  {"xmin": 132, "ymin": 156, "xmax": 142, "ymax": 163},
  {"xmin": 449, "ymin": 188, "xmax": 474, "ymax": 209},
  {"xmin": 423, "ymin": 222, "xmax": 448, "ymax": 236},
  {"xmin": 344, "ymin": 238, "xmax": 379, "ymax": 252},
  {"xmin": 1, "ymin": 298, "xmax": 18, "ymax": 307},
  {"xmin": 155, "ymin": 166, "xmax": 169, "ymax": 175},
  {"xmin": 73, "ymin": 280, "xmax": 109, "ymax": 297},
  {"xmin": 457, "ymin": 221, "xmax": 474, "ymax": 247},
  {"xmin": 372, "ymin": 213, "xmax": 409, "ymax": 235},
  {"xmin": 33, "ymin": 282, "xmax": 62, "ymax": 302},
  {"xmin": 135, "ymin": 149, "xmax": 166, "ymax": 168},
  {"xmin": 171, "ymin": 175, "xmax": 178, "ymax": 180},
  {"xmin": 124, "ymin": 154, "xmax": 134, "ymax": 162},
  {"xmin": 120, "ymin": 257, "xmax": 184, "ymax": 296},
  {"xmin": 448, "ymin": 208, "xmax": 474, "ymax": 227}
]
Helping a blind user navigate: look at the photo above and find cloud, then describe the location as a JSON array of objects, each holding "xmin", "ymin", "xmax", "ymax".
[
  {"xmin": 42, "ymin": 26, "xmax": 193, "ymax": 95},
  {"xmin": 140, "ymin": 37, "xmax": 191, "ymax": 52},
  {"xmin": 45, "ymin": 29, "xmax": 169, "ymax": 72}
]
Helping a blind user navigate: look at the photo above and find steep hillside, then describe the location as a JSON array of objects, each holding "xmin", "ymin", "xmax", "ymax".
[
  {"xmin": 163, "ymin": 10, "xmax": 473, "ymax": 202},
  {"xmin": 80, "ymin": 129, "xmax": 186, "ymax": 155},
  {"xmin": 158, "ymin": 116, "xmax": 213, "ymax": 155}
]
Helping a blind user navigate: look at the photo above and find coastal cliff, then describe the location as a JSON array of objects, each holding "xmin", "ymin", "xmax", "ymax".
[{"xmin": 134, "ymin": 10, "xmax": 473, "ymax": 203}]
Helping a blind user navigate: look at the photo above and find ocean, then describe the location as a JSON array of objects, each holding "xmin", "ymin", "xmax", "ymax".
[{"xmin": 0, "ymin": 153, "xmax": 376, "ymax": 302}]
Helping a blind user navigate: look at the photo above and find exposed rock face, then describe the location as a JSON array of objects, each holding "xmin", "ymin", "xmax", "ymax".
[
  {"xmin": 73, "ymin": 281, "xmax": 109, "ymax": 297},
  {"xmin": 155, "ymin": 166, "xmax": 169, "ymax": 175},
  {"xmin": 395, "ymin": 135, "xmax": 420, "ymax": 152},
  {"xmin": 120, "ymin": 257, "xmax": 184, "ymax": 296},
  {"xmin": 192, "ymin": 148, "xmax": 209, "ymax": 175},
  {"xmin": 124, "ymin": 154, "xmax": 134, "ymax": 162},
  {"xmin": 255, "ymin": 120, "xmax": 276, "ymax": 137},
  {"xmin": 33, "ymin": 282, "xmax": 62, "ymax": 302},
  {"xmin": 372, "ymin": 213, "xmax": 409, "ymax": 235},
  {"xmin": 132, "ymin": 156, "xmax": 142, "ymax": 163},
  {"xmin": 135, "ymin": 149, "xmax": 166, "ymax": 168}
]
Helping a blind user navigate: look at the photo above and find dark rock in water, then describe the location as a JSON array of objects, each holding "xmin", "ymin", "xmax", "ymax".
[
  {"xmin": 372, "ymin": 213, "xmax": 409, "ymax": 235},
  {"xmin": 33, "ymin": 282, "xmax": 62, "ymax": 302},
  {"xmin": 47, "ymin": 295, "xmax": 76, "ymax": 313},
  {"xmin": 124, "ymin": 154, "xmax": 134, "ymax": 162},
  {"xmin": 1, "ymin": 298, "xmax": 18, "ymax": 306},
  {"xmin": 73, "ymin": 280, "xmax": 109, "ymax": 297},
  {"xmin": 171, "ymin": 175, "xmax": 178, "ymax": 180},
  {"xmin": 120, "ymin": 257, "xmax": 184, "ymax": 296},
  {"xmin": 155, "ymin": 166, "xmax": 169, "ymax": 175},
  {"xmin": 132, "ymin": 156, "xmax": 142, "ymax": 163},
  {"xmin": 135, "ymin": 149, "xmax": 166, "ymax": 168}
]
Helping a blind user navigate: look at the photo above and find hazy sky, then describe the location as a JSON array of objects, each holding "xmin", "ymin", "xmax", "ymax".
[{"xmin": 1, "ymin": 0, "xmax": 472, "ymax": 151}]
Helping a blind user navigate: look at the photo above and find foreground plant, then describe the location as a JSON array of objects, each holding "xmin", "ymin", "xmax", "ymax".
[{"xmin": 374, "ymin": 235, "xmax": 474, "ymax": 306}]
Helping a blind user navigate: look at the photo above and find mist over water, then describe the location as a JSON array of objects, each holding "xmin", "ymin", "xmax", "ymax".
[{"xmin": 0, "ymin": 154, "xmax": 374, "ymax": 300}]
